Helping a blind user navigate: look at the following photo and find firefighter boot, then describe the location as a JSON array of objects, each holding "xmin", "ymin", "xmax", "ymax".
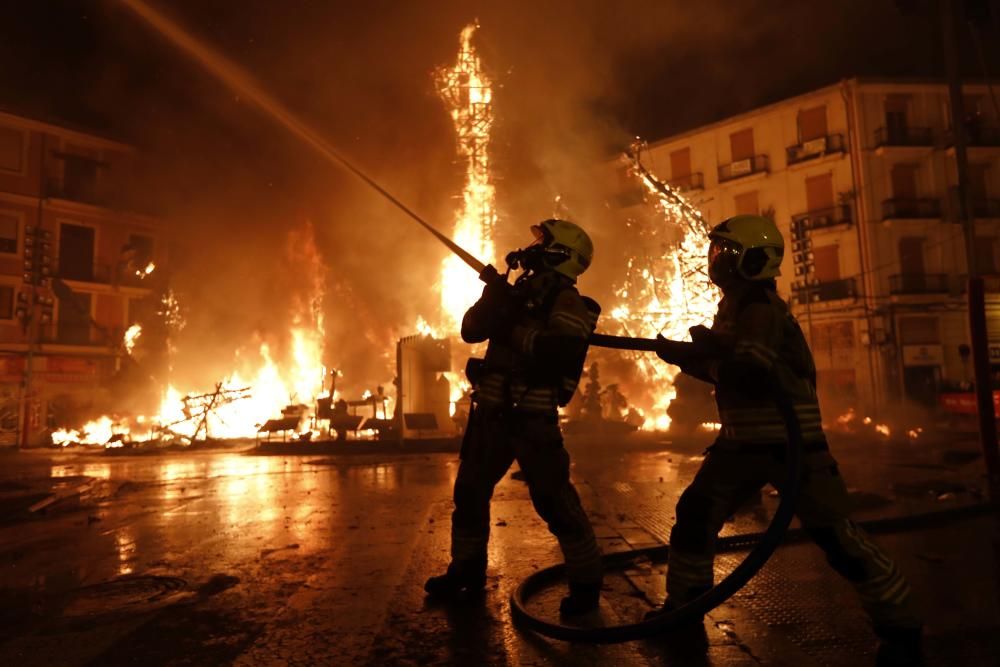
[
  {"xmin": 643, "ymin": 586, "xmax": 710, "ymax": 624},
  {"xmin": 559, "ymin": 582, "xmax": 602, "ymax": 616},
  {"xmin": 424, "ymin": 560, "xmax": 487, "ymax": 601},
  {"xmin": 875, "ymin": 626, "xmax": 924, "ymax": 667}
]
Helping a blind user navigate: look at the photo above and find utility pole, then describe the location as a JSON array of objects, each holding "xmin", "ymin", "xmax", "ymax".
[{"xmin": 942, "ymin": 0, "xmax": 1000, "ymax": 504}]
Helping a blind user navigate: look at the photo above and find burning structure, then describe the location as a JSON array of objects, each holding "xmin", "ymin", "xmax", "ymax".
[
  {"xmin": 33, "ymin": 20, "xmax": 504, "ymax": 448},
  {"xmin": 0, "ymin": 108, "xmax": 163, "ymax": 447}
]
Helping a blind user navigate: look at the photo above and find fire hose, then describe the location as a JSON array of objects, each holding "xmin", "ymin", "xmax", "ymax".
[
  {"xmin": 508, "ymin": 354, "xmax": 805, "ymax": 643},
  {"xmin": 507, "ymin": 345, "xmax": 995, "ymax": 643},
  {"xmin": 116, "ymin": 7, "xmax": 992, "ymax": 642}
]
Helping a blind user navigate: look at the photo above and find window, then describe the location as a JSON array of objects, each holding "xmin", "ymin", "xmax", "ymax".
[
  {"xmin": 899, "ymin": 237, "xmax": 925, "ymax": 274},
  {"xmin": 805, "ymin": 173, "xmax": 835, "ymax": 212},
  {"xmin": 813, "ymin": 245, "xmax": 840, "ymax": 282},
  {"xmin": 729, "ymin": 128, "xmax": 755, "ymax": 161},
  {"xmin": 0, "ymin": 127, "xmax": 23, "ymax": 173},
  {"xmin": 812, "ymin": 321, "xmax": 855, "ymax": 357},
  {"xmin": 0, "ymin": 286, "xmax": 12, "ymax": 320},
  {"xmin": 670, "ymin": 148, "xmax": 691, "ymax": 179},
  {"xmin": 885, "ymin": 95, "xmax": 910, "ymax": 136},
  {"xmin": 58, "ymin": 223, "xmax": 95, "ymax": 281},
  {"xmin": 733, "ymin": 190, "xmax": 759, "ymax": 216},
  {"xmin": 890, "ymin": 164, "xmax": 918, "ymax": 199},
  {"xmin": 969, "ymin": 163, "xmax": 990, "ymax": 200},
  {"xmin": 798, "ymin": 106, "xmax": 828, "ymax": 142},
  {"xmin": 0, "ymin": 212, "xmax": 17, "ymax": 254},
  {"xmin": 57, "ymin": 292, "xmax": 93, "ymax": 345},
  {"xmin": 975, "ymin": 237, "xmax": 997, "ymax": 275}
]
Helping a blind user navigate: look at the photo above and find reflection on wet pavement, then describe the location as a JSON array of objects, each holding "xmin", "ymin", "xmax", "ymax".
[{"xmin": 0, "ymin": 433, "xmax": 994, "ymax": 665}]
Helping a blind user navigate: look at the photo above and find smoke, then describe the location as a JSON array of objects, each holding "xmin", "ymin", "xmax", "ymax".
[{"xmin": 0, "ymin": 0, "xmax": 979, "ymax": 404}]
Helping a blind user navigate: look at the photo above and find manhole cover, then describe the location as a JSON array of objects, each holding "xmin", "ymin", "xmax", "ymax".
[{"xmin": 61, "ymin": 575, "xmax": 189, "ymax": 618}]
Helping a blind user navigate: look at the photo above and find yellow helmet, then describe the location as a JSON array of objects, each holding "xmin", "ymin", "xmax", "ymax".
[
  {"xmin": 529, "ymin": 219, "xmax": 594, "ymax": 280},
  {"xmin": 708, "ymin": 214, "xmax": 784, "ymax": 286}
]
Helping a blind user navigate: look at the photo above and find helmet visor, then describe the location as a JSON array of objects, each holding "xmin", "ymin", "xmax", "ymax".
[
  {"xmin": 529, "ymin": 224, "xmax": 551, "ymax": 247},
  {"xmin": 708, "ymin": 237, "xmax": 743, "ymax": 287},
  {"xmin": 709, "ymin": 238, "xmax": 741, "ymax": 265}
]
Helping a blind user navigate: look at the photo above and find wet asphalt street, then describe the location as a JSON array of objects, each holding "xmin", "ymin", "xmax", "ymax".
[{"xmin": 0, "ymin": 430, "xmax": 997, "ymax": 665}]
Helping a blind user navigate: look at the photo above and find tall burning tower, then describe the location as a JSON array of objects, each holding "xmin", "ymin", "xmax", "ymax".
[{"xmin": 435, "ymin": 22, "xmax": 497, "ymax": 332}]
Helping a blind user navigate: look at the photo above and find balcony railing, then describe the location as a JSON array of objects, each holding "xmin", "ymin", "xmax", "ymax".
[
  {"xmin": 881, "ymin": 198, "xmax": 942, "ymax": 220},
  {"xmin": 668, "ymin": 172, "xmax": 704, "ymax": 191},
  {"xmin": 946, "ymin": 186, "xmax": 1000, "ymax": 221},
  {"xmin": 944, "ymin": 124, "xmax": 1000, "ymax": 148},
  {"xmin": 56, "ymin": 261, "xmax": 155, "ymax": 288},
  {"xmin": 874, "ymin": 126, "xmax": 934, "ymax": 148},
  {"xmin": 793, "ymin": 278, "xmax": 857, "ymax": 304},
  {"xmin": 786, "ymin": 133, "xmax": 846, "ymax": 165},
  {"xmin": 718, "ymin": 155, "xmax": 769, "ymax": 183},
  {"xmin": 44, "ymin": 182, "xmax": 114, "ymax": 208},
  {"xmin": 889, "ymin": 273, "xmax": 950, "ymax": 295},
  {"xmin": 791, "ymin": 203, "xmax": 853, "ymax": 232}
]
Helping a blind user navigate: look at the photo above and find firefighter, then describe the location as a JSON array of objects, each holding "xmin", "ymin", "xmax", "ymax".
[
  {"xmin": 650, "ymin": 215, "xmax": 922, "ymax": 665},
  {"xmin": 425, "ymin": 219, "xmax": 604, "ymax": 616}
]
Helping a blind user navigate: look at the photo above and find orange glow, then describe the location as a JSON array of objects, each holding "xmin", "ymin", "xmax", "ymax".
[
  {"xmin": 608, "ymin": 149, "xmax": 720, "ymax": 431},
  {"xmin": 435, "ymin": 22, "xmax": 496, "ymax": 332}
]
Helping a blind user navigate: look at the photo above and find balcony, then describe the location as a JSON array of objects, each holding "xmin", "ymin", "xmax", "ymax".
[
  {"xmin": 881, "ymin": 198, "xmax": 942, "ymax": 221},
  {"xmin": 793, "ymin": 278, "xmax": 857, "ymax": 304},
  {"xmin": 889, "ymin": 273, "xmax": 950, "ymax": 295},
  {"xmin": 44, "ymin": 182, "xmax": 114, "ymax": 209},
  {"xmin": 718, "ymin": 155, "xmax": 769, "ymax": 183},
  {"xmin": 944, "ymin": 124, "xmax": 1000, "ymax": 148},
  {"xmin": 946, "ymin": 187, "xmax": 1000, "ymax": 221},
  {"xmin": 668, "ymin": 172, "xmax": 704, "ymax": 191},
  {"xmin": 874, "ymin": 126, "xmax": 934, "ymax": 148},
  {"xmin": 56, "ymin": 261, "xmax": 154, "ymax": 288},
  {"xmin": 786, "ymin": 133, "xmax": 846, "ymax": 165},
  {"xmin": 791, "ymin": 203, "xmax": 853, "ymax": 232}
]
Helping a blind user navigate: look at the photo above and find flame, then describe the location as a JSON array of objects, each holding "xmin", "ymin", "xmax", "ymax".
[
  {"xmin": 606, "ymin": 149, "xmax": 720, "ymax": 430},
  {"xmin": 54, "ymin": 225, "xmax": 331, "ymax": 447},
  {"xmin": 415, "ymin": 316, "xmax": 442, "ymax": 339},
  {"xmin": 435, "ymin": 22, "xmax": 496, "ymax": 332},
  {"xmin": 136, "ymin": 261, "xmax": 156, "ymax": 278},
  {"xmin": 124, "ymin": 324, "xmax": 142, "ymax": 354}
]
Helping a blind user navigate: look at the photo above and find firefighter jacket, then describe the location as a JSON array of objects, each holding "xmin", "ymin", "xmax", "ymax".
[
  {"xmin": 462, "ymin": 271, "xmax": 599, "ymax": 414},
  {"xmin": 681, "ymin": 281, "xmax": 824, "ymax": 446}
]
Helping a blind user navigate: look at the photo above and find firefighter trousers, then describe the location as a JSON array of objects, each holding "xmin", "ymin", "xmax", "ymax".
[
  {"xmin": 667, "ymin": 444, "xmax": 921, "ymax": 631},
  {"xmin": 448, "ymin": 406, "xmax": 603, "ymax": 585}
]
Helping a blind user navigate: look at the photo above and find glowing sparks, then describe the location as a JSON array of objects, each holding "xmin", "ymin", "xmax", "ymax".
[
  {"xmin": 136, "ymin": 261, "xmax": 156, "ymax": 278},
  {"xmin": 124, "ymin": 324, "xmax": 142, "ymax": 354},
  {"xmin": 435, "ymin": 22, "xmax": 496, "ymax": 332},
  {"xmin": 607, "ymin": 146, "xmax": 720, "ymax": 430}
]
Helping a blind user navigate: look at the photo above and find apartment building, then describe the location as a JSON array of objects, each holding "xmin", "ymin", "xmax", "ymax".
[
  {"xmin": 610, "ymin": 78, "xmax": 1000, "ymax": 414},
  {"xmin": 0, "ymin": 108, "xmax": 163, "ymax": 445}
]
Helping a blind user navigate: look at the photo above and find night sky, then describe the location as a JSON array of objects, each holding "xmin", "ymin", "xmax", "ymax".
[{"xmin": 1, "ymin": 0, "xmax": 998, "ymax": 390}]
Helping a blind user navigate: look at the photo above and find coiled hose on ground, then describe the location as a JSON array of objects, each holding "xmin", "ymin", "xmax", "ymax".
[{"xmin": 511, "ymin": 334, "xmax": 994, "ymax": 643}]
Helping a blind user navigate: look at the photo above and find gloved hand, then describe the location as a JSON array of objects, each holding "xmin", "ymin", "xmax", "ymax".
[
  {"xmin": 655, "ymin": 334, "xmax": 697, "ymax": 366},
  {"xmin": 477, "ymin": 264, "xmax": 516, "ymax": 340},
  {"xmin": 689, "ymin": 325, "xmax": 733, "ymax": 357}
]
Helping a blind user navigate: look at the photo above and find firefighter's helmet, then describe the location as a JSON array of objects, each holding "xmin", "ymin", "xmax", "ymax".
[
  {"xmin": 708, "ymin": 214, "xmax": 784, "ymax": 286},
  {"xmin": 529, "ymin": 219, "xmax": 594, "ymax": 280}
]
